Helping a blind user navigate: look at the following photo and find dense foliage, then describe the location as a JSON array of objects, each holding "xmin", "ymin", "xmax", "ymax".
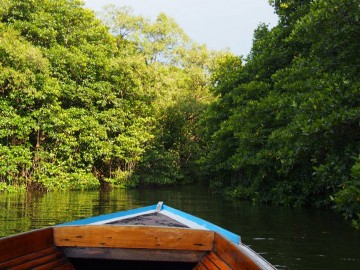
[
  {"xmin": 200, "ymin": 0, "xmax": 359, "ymax": 227},
  {"xmin": 98, "ymin": 5, "xmax": 218, "ymax": 187},
  {"xmin": 0, "ymin": 0, "xmax": 214, "ymax": 191},
  {"xmin": 0, "ymin": 0, "xmax": 358, "ymax": 227}
]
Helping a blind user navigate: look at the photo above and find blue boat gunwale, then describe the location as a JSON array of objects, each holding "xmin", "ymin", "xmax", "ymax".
[{"xmin": 58, "ymin": 202, "xmax": 241, "ymax": 245}]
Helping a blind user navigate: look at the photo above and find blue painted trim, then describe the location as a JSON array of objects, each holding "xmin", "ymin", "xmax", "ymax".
[
  {"xmin": 57, "ymin": 204, "xmax": 157, "ymax": 226},
  {"xmin": 56, "ymin": 202, "xmax": 241, "ymax": 245},
  {"xmin": 162, "ymin": 205, "xmax": 241, "ymax": 245}
]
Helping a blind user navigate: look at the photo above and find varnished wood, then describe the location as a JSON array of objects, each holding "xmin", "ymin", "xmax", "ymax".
[
  {"xmin": 0, "ymin": 247, "xmax": 57, "ymax": 269},
  {"xmin": 0, "ymin": 228, "xmax": 54, "ymax": 262},
  {"xmin": 0, "ymin": 225, "xmax": 269, "ymax": 270},
  {"xmin": 193, "ymin": 261, "xmax": 208, "ymax": 270},
  {"xmin": 62, "ymin": 247, "xmax": 207, "ymax": 262},
  {"xmin": 205, "ymin": 252, "xmax": 232, "ymax": 270},
  {"xmin": 31, "ymin": 258, "xmax": 71, "ymax": 270},
  {"xmin": 2, "ymin": 249, "xmax": 74, "ymax": 270},
  {"xmin": 10, "ymin": 249, "xmax": 64, "ymax": 270},
  {"xmin": 201, "ymin": 255, "xmax": 219, "ymax": 270},
  {"xmin": 213, "ymin": 233, "xmax": 261, "ymax": 270},
  {"xmin": 195, "ymin": 251, "xmax": 233, "ymax": 270},
  {"xmin": 0, "ymin": 228, "xmax": 75, "ymax": 270},
  {"xmin": 54, "ymin": 226, "xmax": 214, "ymax": 251}
]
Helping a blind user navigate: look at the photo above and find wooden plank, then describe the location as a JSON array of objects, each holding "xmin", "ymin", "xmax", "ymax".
[
  {"xmin": 0, "ymin": 247, "xmax": 57, "ymax": 269},
  {"xmin": 193, "ymin": 261, "xmax": 208, "ymax": 270},
  {"xmin": 213, "ymin": 233, "xmax": 261, "ymax": 270},
  {"xmin": 201, "ymin": 255, "xmax": 219, "ymax": 270},
  {"xmin": 32, "ymin": 258, "xmax": 70, "ymax": 270},
  {"xmin": 10, "ymin": 249, "xmax": 64, "ymax": 270},
  {"xmin": 206, "ymin": 252, "xmax": 231, "ymax": 270},
  {"xmin": 0, "ymin": 228, "xmax": 54, "ymax": 262},
  {"xmin": 62, "ymin": 247, "xmax": 206, "ymax": 262},
  {"xmin": 54, "ymin": 226, "xmax": 214, "ymax": 251}
]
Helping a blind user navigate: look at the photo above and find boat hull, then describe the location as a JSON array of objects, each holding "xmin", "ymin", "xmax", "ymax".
[{"xmin": 0, "ymin": 203, "xmax": 276, "ymax": 269}]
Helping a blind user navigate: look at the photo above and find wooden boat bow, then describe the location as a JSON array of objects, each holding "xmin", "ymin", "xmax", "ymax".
[{"xmin": 0, "ymin": 202, "xmax": 277, "ymax": 269}]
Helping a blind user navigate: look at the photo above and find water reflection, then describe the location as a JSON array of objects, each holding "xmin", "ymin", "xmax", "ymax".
[{"xmin": 0, "ymin": 185, "xmax": 359, "ymax": 270}]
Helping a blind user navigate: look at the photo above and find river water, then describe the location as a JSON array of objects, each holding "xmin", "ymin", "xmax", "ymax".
[{"xmin": 0, "ymin": 184, "xmax": 359, "ymax": 269}]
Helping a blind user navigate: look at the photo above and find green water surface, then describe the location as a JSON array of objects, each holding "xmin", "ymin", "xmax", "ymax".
[{"xmin": 0, "ymin": 185, "xmax": 359, "ymax": 269}]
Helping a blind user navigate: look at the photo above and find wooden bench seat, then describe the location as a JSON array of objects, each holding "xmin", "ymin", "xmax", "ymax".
[{"xmin": 0, "ymin": 228, "xmax": 74, "ymax": 270}]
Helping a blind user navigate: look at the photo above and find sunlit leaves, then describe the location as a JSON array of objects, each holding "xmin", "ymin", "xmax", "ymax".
[
  {"xmin": 0, "ymin": 0, "xmax": 155, "ymax": 190},
  {"xmin": 0, "ymin": 0, "xmax": 215, "ymax": 191},
  {"xmin": 100, "ymin": 6, "xmax": 189, "ymax": 65}
]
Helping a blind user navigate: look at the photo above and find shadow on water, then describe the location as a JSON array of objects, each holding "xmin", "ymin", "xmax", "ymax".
[{"xmin": 0, "ymin": 184, "xmax": 359, "ymax": 270}]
